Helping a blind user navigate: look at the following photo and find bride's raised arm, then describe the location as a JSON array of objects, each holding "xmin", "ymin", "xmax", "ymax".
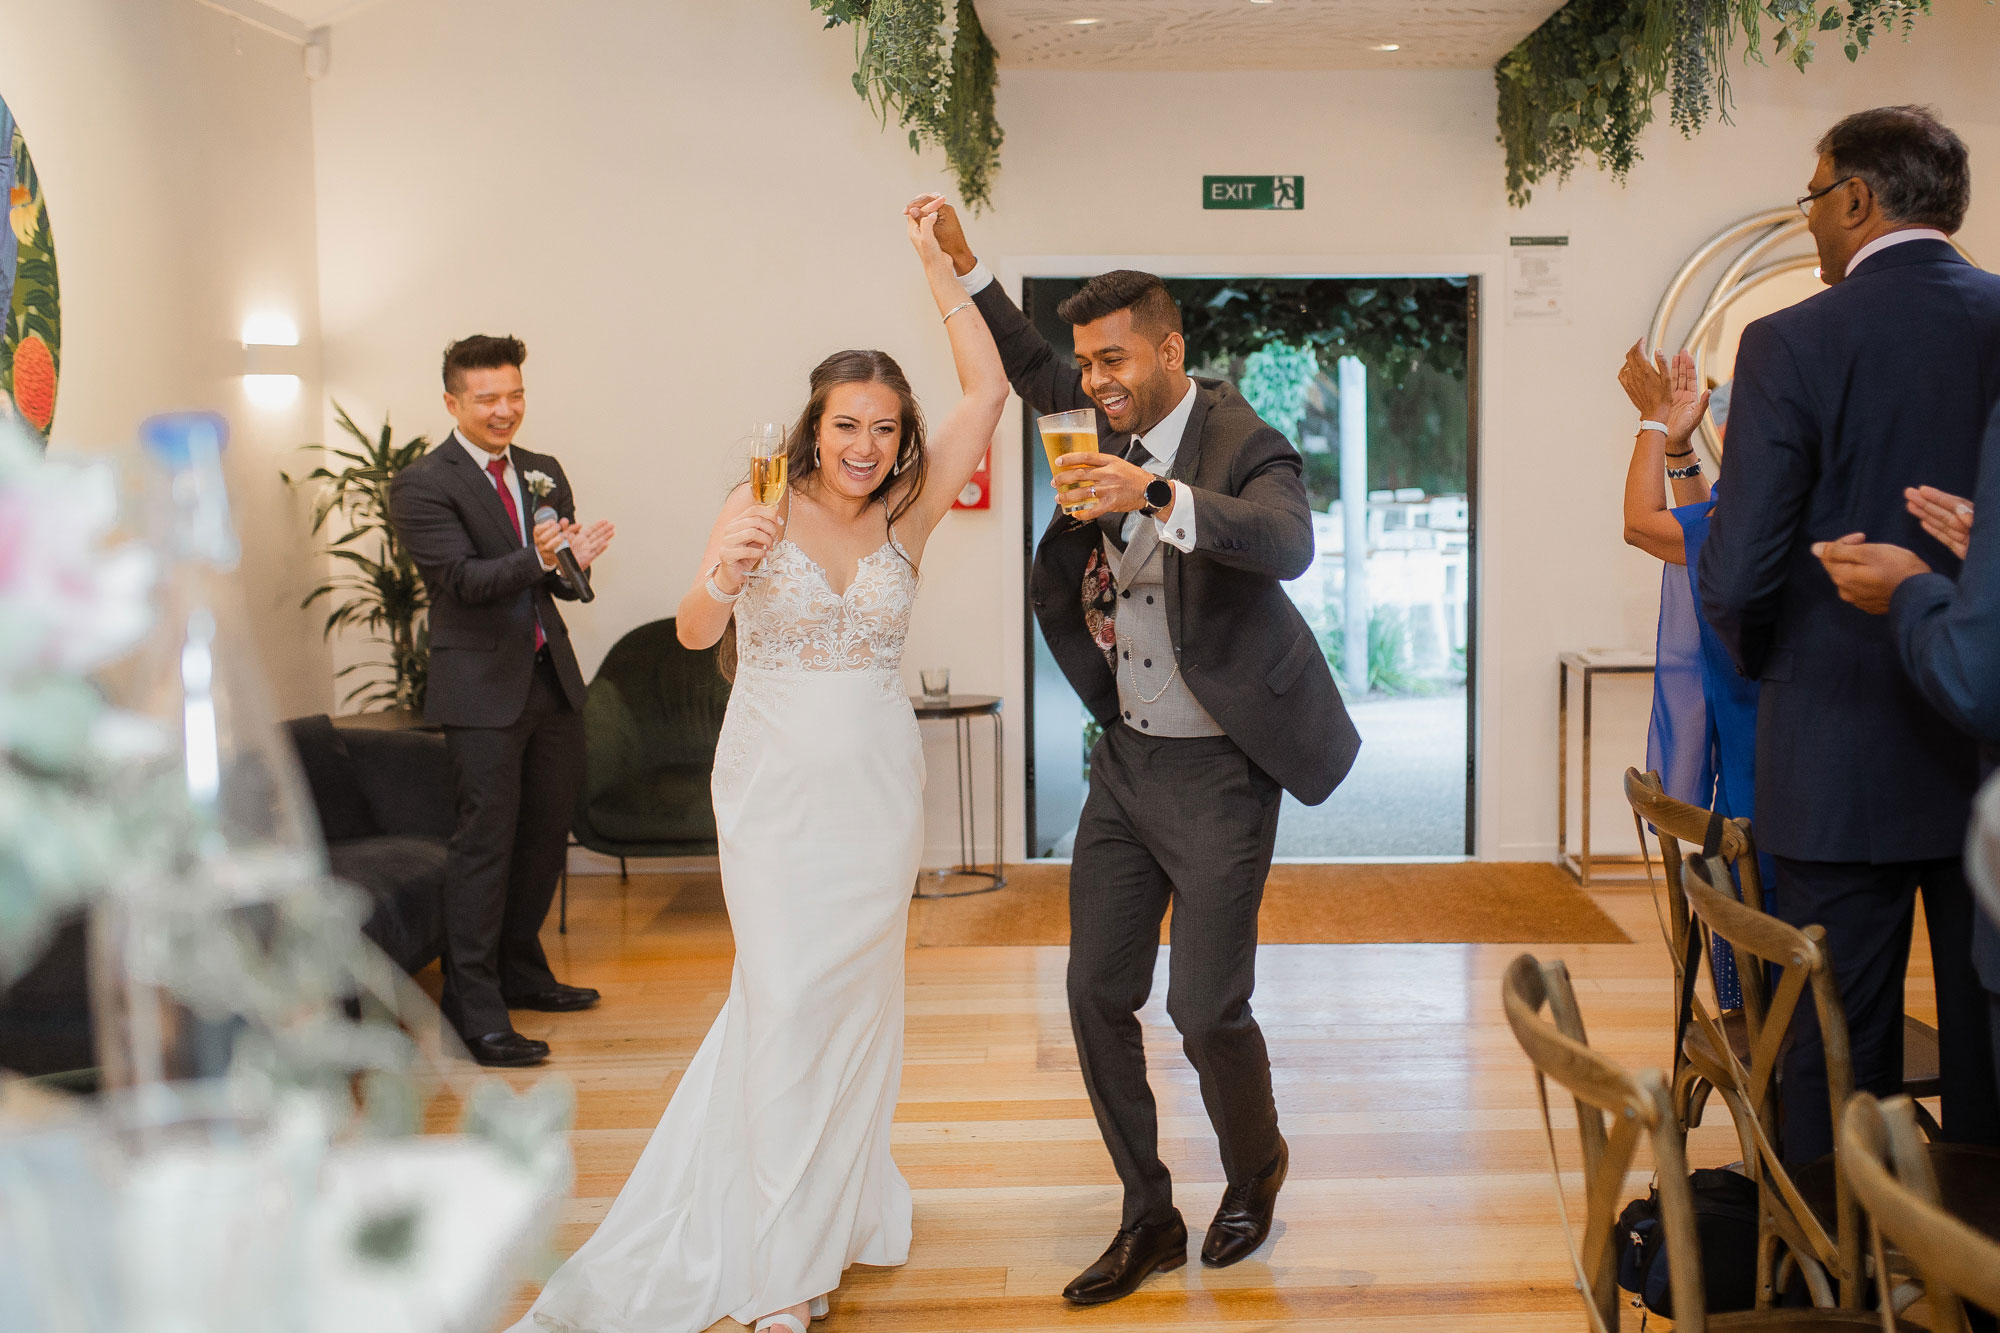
[{"xmin": 899, "ymin": 195, "xmax": 1008, "ymax": 541}]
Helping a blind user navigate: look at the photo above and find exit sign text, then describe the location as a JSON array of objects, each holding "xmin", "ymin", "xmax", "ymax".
[{"xmin": 1203, "ymin": 175, "xmax": 1303, "ymax": 210}]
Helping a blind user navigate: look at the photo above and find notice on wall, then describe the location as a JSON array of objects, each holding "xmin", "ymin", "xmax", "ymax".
[{"xmin": 1507, "ymin": 235, "xmax": 1569, "ymax": 325}]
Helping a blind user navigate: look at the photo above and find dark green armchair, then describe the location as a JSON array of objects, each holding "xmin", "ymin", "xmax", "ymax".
[{"xmin": 566, "ymin": 618, "xmax": 731, "ymax": 926}]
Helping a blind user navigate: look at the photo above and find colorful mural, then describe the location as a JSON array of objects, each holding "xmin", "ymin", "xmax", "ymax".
[{"xmin": 1, "ymin": 94, "xmax": 59, "ymax": 440}]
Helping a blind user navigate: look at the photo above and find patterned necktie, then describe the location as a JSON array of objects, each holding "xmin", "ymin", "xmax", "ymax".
[{"xmin": 487, "ymin": 454, "xmax": 546, "ymax": 651}]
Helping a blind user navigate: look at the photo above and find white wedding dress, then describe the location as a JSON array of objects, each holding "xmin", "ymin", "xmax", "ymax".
[{"xmin": 517, "ymin": 531, "xmax": 923, "ymax": 1333}]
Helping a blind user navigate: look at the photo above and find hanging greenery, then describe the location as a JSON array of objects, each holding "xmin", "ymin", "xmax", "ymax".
[
  {"xmin": 1497, "ymin": 0, "xmax": 1933, "ymax": 207},
  {"xmin": 810, "ymin": 0, "xmax": 1005, "ymax": 211},
  {"xmin": 1238, "ymin": 343, "xmax": 1320, "ymax": 445},
  {"xmin": 1169, "ymin": 277, "xmax": 1471, "ymax": 388}
]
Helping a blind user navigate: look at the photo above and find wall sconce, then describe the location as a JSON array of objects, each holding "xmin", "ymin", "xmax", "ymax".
[{"xmin": 241, "ymin": 314, "xmax": 304, "ymax": 410}]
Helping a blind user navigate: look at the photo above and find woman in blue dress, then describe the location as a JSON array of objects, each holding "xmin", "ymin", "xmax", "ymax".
[{"xmin": 1618, "ymin": 344, "xmax": 1763, "ymax": 1008}]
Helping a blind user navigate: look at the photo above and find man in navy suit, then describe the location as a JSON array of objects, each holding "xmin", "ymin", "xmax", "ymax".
[
  {"xmin": 1814, "ymin": 393, "xmax": 2000, "ymax": 1116},
  {"xmin": 1699, "ymin": 105, "xmax": 2000, "ymax": 1161}
]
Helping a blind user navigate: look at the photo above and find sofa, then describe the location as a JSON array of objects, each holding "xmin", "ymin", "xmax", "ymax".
[{"xmin": 284, "ymin": 714, "xmax": 452, "ymax": 975}]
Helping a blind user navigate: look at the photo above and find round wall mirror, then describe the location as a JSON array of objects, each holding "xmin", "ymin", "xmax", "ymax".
[{"xmin": 1651, "ymin": 211, "xmax": 1975, "ymax": 469}]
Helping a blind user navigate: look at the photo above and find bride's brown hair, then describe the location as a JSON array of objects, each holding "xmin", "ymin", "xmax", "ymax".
[{"xmin": 716, "ymin": 350, "xmax": 928, "ymax": 682}]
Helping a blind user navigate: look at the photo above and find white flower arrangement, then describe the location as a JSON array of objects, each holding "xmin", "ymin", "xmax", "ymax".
[{"xmin": 521, "ymin": 469, "xmax": 555, "ymax": 503}]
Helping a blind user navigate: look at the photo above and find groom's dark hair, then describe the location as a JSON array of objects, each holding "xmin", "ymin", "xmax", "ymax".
[
  {"xmin": 1057, "ymin": 270, "xmax": 1183, "ymax": 342},
  {"xmin": 442, "ymin": 334, "xmax": 528, "ymax": 393}
]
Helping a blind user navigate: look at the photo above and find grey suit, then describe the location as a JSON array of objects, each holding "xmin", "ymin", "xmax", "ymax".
[
  {"xmin": 389, "ymin": 439, "xmax": 590, "ymax": 1038},
  {"xmin": 974, "ymin": 277, "xmax": 1358, "ymax": 1226}
]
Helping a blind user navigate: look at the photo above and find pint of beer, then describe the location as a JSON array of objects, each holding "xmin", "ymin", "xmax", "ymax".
[{"xmin": 1038, "ymin": 409, "xmax": 1099, "ymax": 515}]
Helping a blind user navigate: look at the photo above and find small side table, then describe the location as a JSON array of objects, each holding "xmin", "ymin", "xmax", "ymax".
[
  {"xmin": 911, "ymin": 694, "xmax": 1006, "ymax": 899},
  {"xmin": 1558, "ymin": 649, "xmax": 1656, "ymax": 885}
]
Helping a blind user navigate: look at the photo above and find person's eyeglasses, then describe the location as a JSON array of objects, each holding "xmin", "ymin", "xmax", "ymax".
[{"xmin": 1796, "ymin": 176, "xmax": 1860, "ymax": 220}]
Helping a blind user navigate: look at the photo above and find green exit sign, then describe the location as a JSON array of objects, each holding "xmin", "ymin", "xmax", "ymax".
[{"xmin": 1203, "ymin": 175, "xmax": 1304, "ymax": 210}]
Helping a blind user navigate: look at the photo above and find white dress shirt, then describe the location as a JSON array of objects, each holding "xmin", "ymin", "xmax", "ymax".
[
  {"xmin": 1847, "ymin": 227, "xmax": 1951, "ymax": 277},
  {"xmin": 455, "ymin": 430, "xmax": 554, "ymax": 570},
  {"xmin": 958, "ymin": 261, "xmax": 1197, "ymax": 551}
]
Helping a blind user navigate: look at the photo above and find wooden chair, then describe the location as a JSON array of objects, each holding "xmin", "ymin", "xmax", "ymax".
[
  {"xmin": 1621, "ymin": 770, "xmax": 1943, "ymax": 1138},
  {"xmin": 1681, "ymin": 853, "xmax": 2000, "ymax": 1313},
  {"xmin": 1841, "ymin": 1094, "xmax": 2000, "ymax": 1333},
  {"xmin": 1500, "ymin": 952, "xmax": 1898, "ymax": 1331}
]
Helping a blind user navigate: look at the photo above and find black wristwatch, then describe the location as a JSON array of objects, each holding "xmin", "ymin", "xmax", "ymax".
[{"xmin": 1139, "ymin": 476, "xmax": 1174, "ymax": 517}]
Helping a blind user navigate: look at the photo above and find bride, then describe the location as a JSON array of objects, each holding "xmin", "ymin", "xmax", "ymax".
[{"xmin": 513, "ymin": 200, "xmax": 1006, "ymax": 1333}]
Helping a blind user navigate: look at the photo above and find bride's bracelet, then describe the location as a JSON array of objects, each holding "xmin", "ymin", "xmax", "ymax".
[{"xmin": 704, "ymin": 563, "xmax": 745, "ymax": 603}]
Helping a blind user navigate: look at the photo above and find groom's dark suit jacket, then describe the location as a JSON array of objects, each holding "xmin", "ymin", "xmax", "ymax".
[
  {"xmin": 390, "ymin": 440, "xmax": 589, "ymax": 728},
  {"xmin": 973, "ymin": 279, "xmax": 1360, "ymax": 805}
]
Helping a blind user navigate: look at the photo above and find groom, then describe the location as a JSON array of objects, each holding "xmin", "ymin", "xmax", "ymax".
[{"xmin": 915, "ymin": 200, "xmax": 1359, "ymax": 1303}]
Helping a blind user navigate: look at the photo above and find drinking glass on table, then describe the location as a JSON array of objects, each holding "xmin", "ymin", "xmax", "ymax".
[
  {"xmin": 920, "ymin": 668, "xmax": 950, "ymax": 703},
  {"xmin": 747, "ymin": 421, "xmax": 787, "ymax": 575},
  {"xmin": 1038, "ymin": 409, "xmax": 1099, "ymax": 515}
]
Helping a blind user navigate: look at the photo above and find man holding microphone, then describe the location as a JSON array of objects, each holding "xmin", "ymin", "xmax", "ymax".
[{"xmin": 389, "ymin": 334, "xmax": 614, "ymax": 1067}]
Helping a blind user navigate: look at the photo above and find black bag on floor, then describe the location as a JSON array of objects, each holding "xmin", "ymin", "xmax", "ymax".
[{"xmin": 1615, "ymin": 1167, "xmax": 1760, "ymax": 1317}]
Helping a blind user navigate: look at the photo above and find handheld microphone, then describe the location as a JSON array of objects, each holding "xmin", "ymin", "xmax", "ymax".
[{"xmin": 533, "ymin": 505, "xmax": 595, "ymax": 602}]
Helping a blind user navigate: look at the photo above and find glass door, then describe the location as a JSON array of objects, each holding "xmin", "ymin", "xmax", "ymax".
[{"xmin": 1020, "ymin": 273, "xmax": 1478, "ymax": 858}]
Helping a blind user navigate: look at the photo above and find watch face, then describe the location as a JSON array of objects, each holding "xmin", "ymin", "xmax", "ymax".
[{"xmin": 1146, "ymin": 477, "xmax": 1173, "ymax": 507}]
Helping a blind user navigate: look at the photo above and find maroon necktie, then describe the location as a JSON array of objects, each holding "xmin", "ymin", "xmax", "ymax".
[{"xmin": 486, "ymin": 455, "xmax": 546, "ymax": 651}]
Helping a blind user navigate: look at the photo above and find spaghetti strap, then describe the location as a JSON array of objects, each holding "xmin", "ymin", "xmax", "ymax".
[{"xmin": 884, "ymin": 506, "xmax": 914, "ymax": 566}]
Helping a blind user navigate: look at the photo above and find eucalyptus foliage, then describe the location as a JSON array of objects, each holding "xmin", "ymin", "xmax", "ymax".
[
  {"xmin": 810, "ymin": 0, "xmax": 1005, "ymax": 211},
  {"xmin": 286, "ymin": 405, "xmax": 430, "ymax": 714},
  {"xmin": 1497, "ymin": 0, "xmax": 1934, "ymax": 206}
]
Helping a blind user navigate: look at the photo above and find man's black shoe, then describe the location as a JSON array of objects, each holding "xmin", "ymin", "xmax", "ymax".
[
  {"xmin": 504, "ymin": 984, "xmax": 601, "ymax": 1012},
  {"xmin": 468, "ymin": 1031, "xmax": 551, "ymax": 1067},
  {"xmin": 1061, "ymin": 1212, "xmax": 1188, "ymax": 1305},
  {"xmin": 1202, "ymin": 1136, "xmax": 1287, "ymax": 1266}
]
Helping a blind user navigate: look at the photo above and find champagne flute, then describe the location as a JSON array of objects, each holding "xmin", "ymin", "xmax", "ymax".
[{"xmin": 748, "ymin": 422, "xmax": 788, "ymax": 576}]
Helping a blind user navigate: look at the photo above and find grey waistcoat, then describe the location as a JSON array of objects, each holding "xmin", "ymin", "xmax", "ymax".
[{"xmin": 1104, "ymin": 523, "xmax": 1224, "ymax": 737}]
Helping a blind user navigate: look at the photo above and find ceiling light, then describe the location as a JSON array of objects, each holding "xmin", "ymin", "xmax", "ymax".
[
  {"xmin": 1371, "ymin": 42, "xmax": 1401, "ymax": 51},
  {"xmin": 1068, "ymin": 17, "xmax": 1099, "ymax": 24}
]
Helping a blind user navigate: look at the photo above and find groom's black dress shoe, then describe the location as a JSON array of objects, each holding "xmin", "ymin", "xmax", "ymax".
[
  {"xmin": 504, "ymin": 983, "xmax": 600, "ymax": 1012},
  {"xmin": 1061, "ymin": 1212, "xmax": 1188, "ymax": 1306},
  {"xmin": 1202, "ymin": 1135, "xmax": 1288, "ymax": 1267},
  {"xmin": 467, "ymin": 1031, "xmax": 551, "ymax": 1067}
]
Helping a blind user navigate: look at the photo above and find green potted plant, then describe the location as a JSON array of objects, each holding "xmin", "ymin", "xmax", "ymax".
[{"xmin": 287, "ymin": 404, "xmax": 431, "ymax": 720}]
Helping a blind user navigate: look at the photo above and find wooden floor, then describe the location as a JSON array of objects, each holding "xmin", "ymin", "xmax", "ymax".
[{"xmin": 483, "ymin": 867, "xmax": 1939, "ymax": 1333}]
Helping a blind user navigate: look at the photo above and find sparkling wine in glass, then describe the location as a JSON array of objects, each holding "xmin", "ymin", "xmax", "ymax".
[{"xmin": 751, "ymin": 422, "xmax": 788, "ymax": 507}]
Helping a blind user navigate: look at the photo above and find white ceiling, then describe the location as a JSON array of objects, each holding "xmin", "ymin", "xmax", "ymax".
[
  {"xmin": 247, "ymin": 0, "xmax": 1564, "ymax": 71},
  {"xmin": 972, "ymin": 0, "xmax": 1568, "ymax": 71}
]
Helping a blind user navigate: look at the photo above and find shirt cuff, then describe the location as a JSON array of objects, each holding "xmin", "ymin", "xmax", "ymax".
[
  {"xmin": 1156, "ymin": 481, "xmax": 1197, "ymax": 552},
  {"xmin": 956, "ymin": 260, "xmax": 995, "ymax": 296}
]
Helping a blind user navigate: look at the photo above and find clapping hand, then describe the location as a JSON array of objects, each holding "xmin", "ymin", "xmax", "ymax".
[
  {"xmin": 1905, "ymin": 484, "xmax": 1974, "ymax": 559},
  {"xmin": 1617, "ymin": 340, "xmax": 1672, "ymax": 423},
  {"xmin": 1617, "ymin": 341, "xmax": 1709, "ymax": 448},
  {"xmin": 1812, "ymin": 531, "xmax": 1931, "ymax": 614},
  {"xmin": 534, "ymin": 517, "xmax": 616, "ymax": 571},
  {"xmin": 1663, "ymin": 349, "xmax": 1710, "ymax": 447}
]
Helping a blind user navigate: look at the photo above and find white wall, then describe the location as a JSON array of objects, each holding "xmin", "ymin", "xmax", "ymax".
[
  {"xmin": 307, "ymin": 0, "xmax": 2000, "ymax": 862},
  {"xmin": 0, "ymin": 0, "xmax": 330, "ymax": 717}
]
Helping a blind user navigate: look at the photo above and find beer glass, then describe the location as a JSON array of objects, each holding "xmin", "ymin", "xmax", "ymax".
[{"xmin": 1037, "ymin": 409, "xmax": 1099, "ymax": 515}]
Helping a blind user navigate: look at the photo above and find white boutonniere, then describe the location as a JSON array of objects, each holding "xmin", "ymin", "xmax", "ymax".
[{"xmin": 522, "ymin": 470, "xmax": 555, "ymax": 503}]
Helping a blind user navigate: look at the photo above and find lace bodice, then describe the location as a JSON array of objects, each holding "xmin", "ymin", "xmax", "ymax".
[{"xmin": 733, "ymin": 538, "xmax": 916, "ymax": 673}]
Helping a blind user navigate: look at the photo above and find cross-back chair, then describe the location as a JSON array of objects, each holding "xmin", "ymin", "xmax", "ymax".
[
  {"xmin": 1842, "ymin": 1093, "xmax": 2000, "ymax": 1333},
  {"xmin": 1500, "ymin": 951, "xmax": 1899, "ymax": 1331},
  {"xmin": 1622, "ymin": 767, "xmax": 1763, "ymax": 1131},
  {"xmin": 1622, "ymin": 770, "xmax": 1942, "ymax": 1139}
]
